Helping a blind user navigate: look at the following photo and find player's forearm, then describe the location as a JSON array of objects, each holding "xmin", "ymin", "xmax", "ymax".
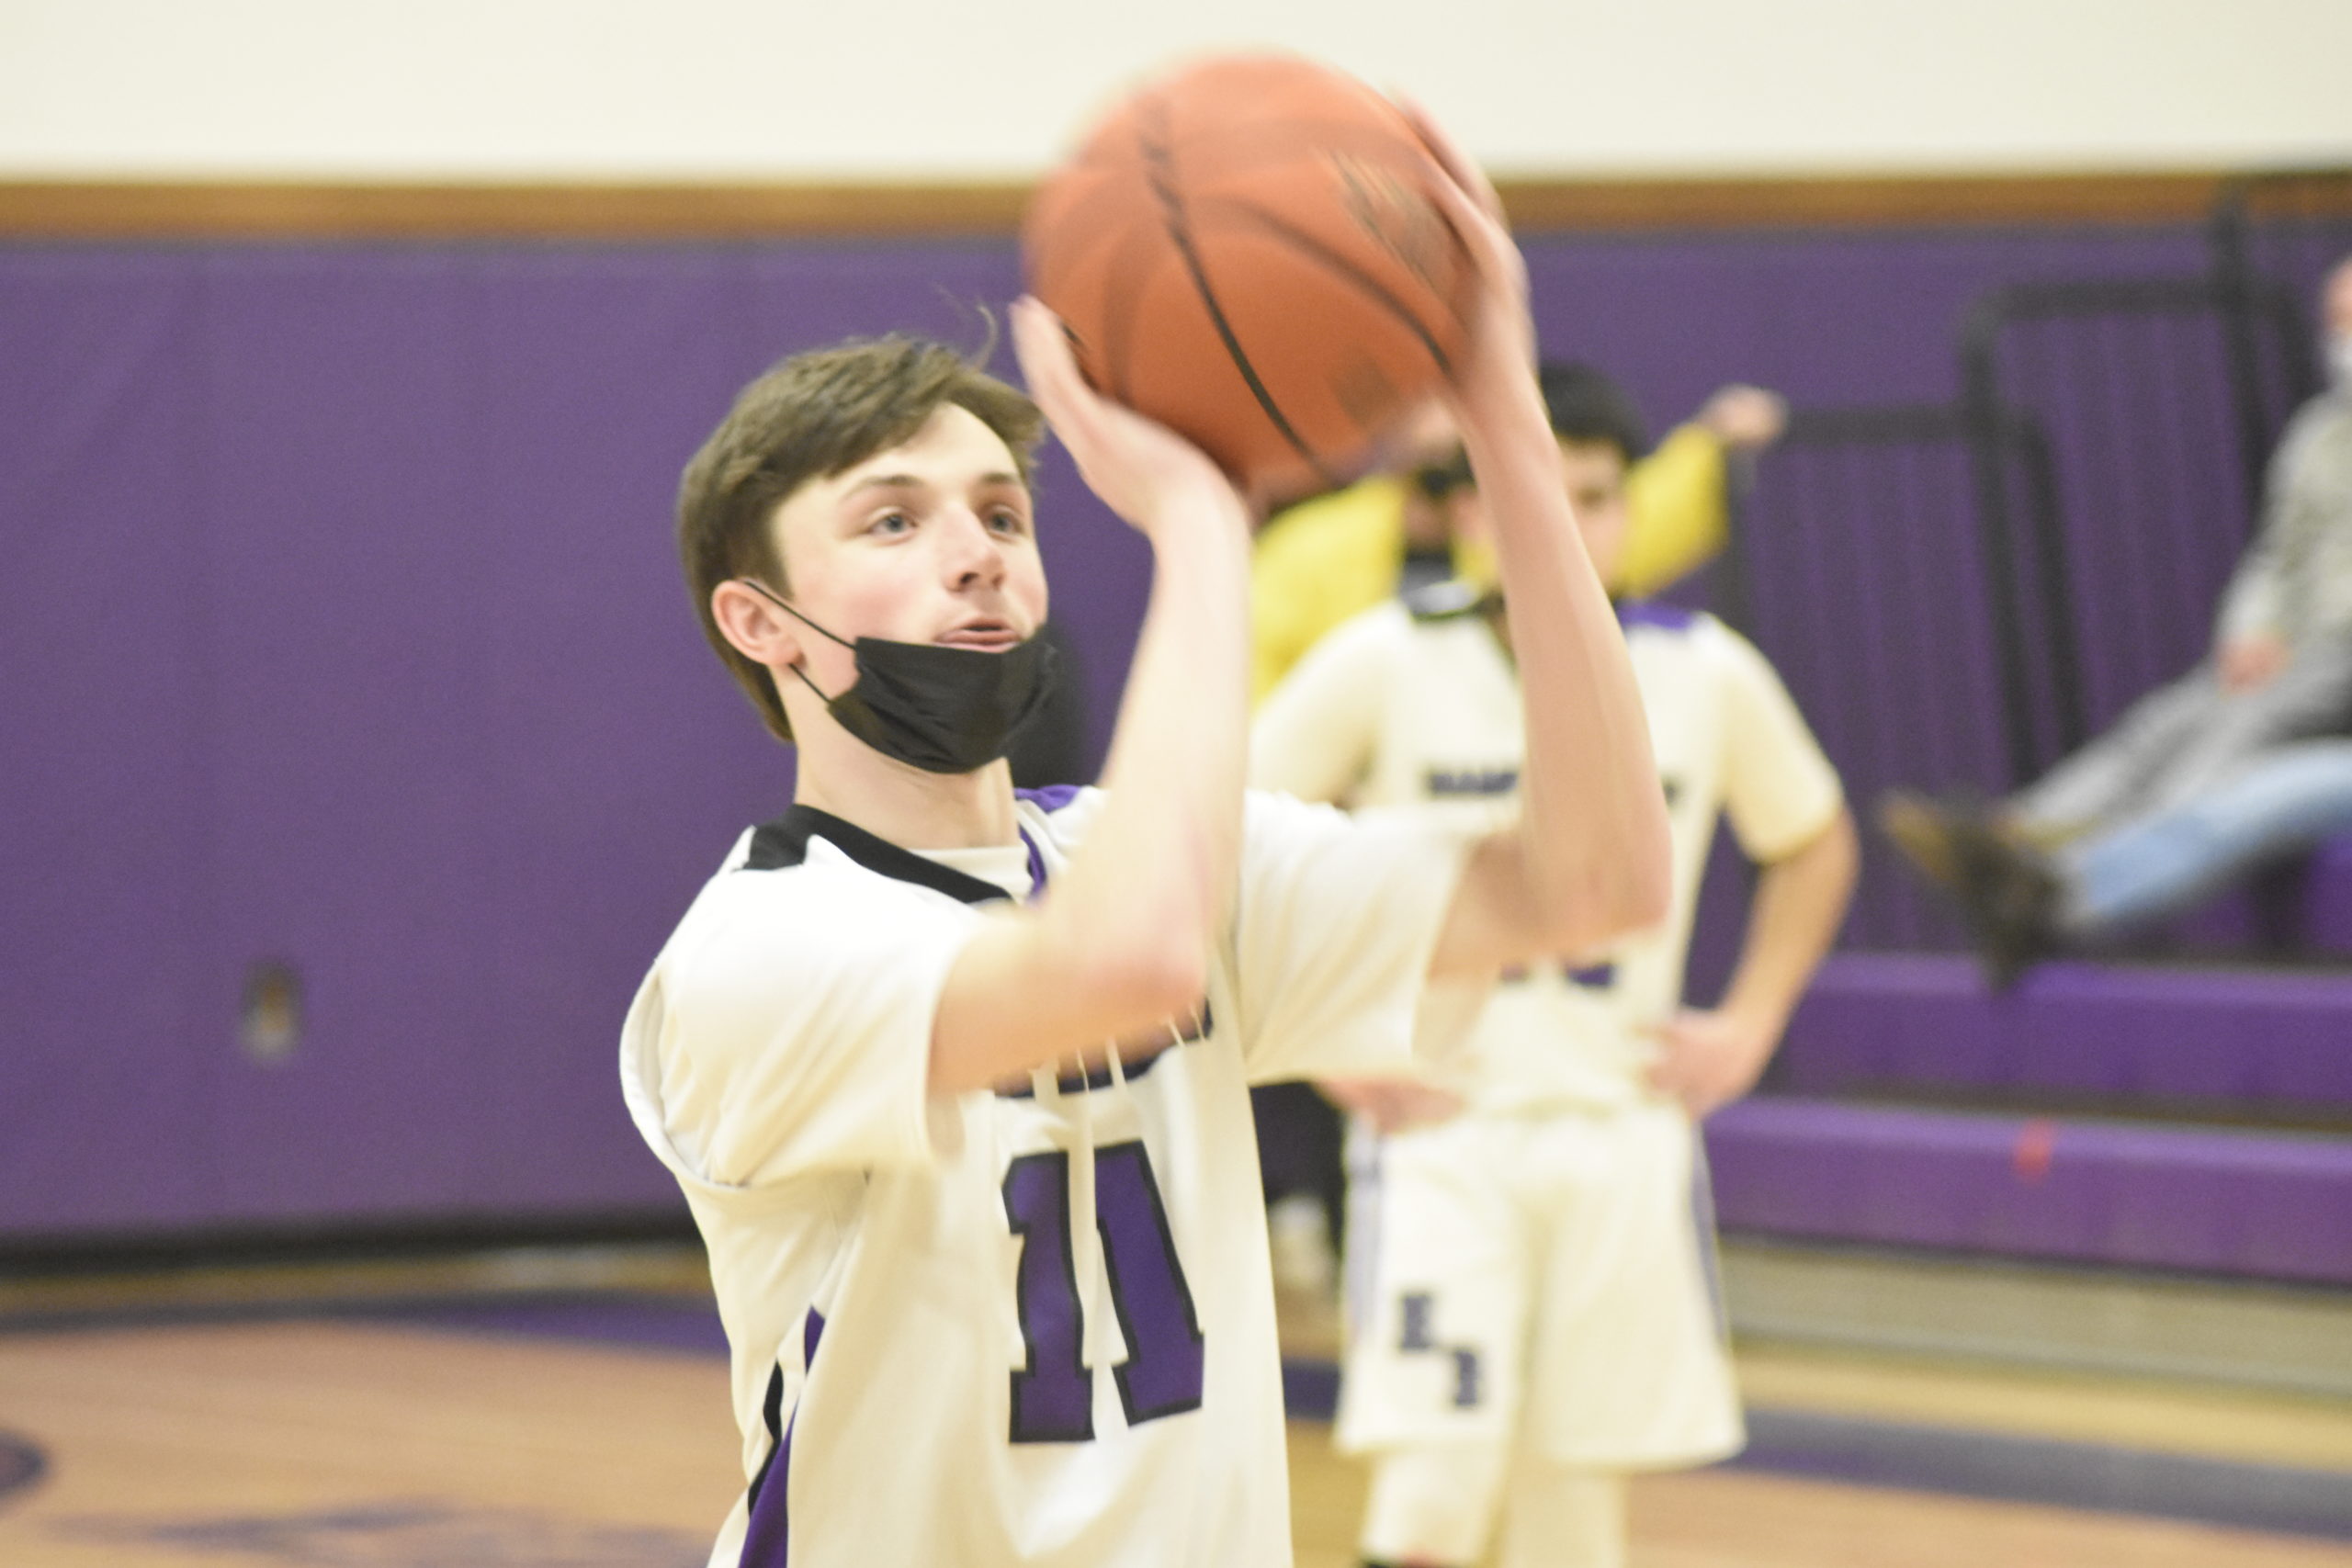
[
  {"xmin": 1050, "ymin": 492, "xmax": 1252, "ymax": 995},
  {"xmin": 932, "ymin": 502, "xmax": 1252, "ymax": 1096},
  {"xmin": 1718, "ymin": 808, "xmax": 1858, "ymax": 1036},
  {"xmin": 1471, "ymin": 392, "xmax": 1673, "ymax": 950}
]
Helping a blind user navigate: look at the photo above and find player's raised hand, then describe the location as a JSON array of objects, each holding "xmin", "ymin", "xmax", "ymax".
[
  {"xmin": 1010, "ymin": 296, "xmax": 1251, "ymax": 539},
  {"xmin": 1645, "ymin": 1008, "xmax": 1778, "ymax": 1119},
  {"xmin": 1396, "ymin": 97, "xmax": 1534, "ymax": 429},
  {"xmin": 1698, "ymin": 385, "xmax": 1790, "ymax": 453}
]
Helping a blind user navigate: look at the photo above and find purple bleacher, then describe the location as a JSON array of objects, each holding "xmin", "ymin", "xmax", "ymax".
[
  {"xmin": 1778, "ymin": 953, "xmax": 2352, "ymax": 1110},
  {"xmin": 1705, "ymin": 1097, "xmax": 2352, "ymax": 1284}
]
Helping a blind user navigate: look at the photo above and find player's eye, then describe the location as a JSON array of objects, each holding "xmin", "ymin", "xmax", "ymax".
[
  {"xmin": 868, "ymin": 510, "xmax": 915, "ymax": 536},
  {"xmin": 987, "ymin": 507, "xmax": 1029, "ymax": 536}
]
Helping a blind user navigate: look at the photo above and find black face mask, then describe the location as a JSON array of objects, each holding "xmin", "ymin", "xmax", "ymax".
[{"xmin": 741, "ymin": 581, "xmax": 1060, "ymax": 774}]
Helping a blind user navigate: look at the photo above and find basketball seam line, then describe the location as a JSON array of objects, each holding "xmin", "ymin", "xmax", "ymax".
[
  {"xmin": 1200, "ymin": 197, "xmax": 1454, "ymax": 377},
  {"xmin": 1137, "ymin": 107, "xmax": 1331, "ymax": 487}
]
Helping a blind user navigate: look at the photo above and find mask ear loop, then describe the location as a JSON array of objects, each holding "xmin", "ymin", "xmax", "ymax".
[{"xmin": 736, "ymin": 577, "xmax": 854, "ymax": 704}]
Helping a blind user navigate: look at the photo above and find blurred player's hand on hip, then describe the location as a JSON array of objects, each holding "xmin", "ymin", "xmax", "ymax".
[
  {"xmin": 1011, "ymin": 296, "xmax": 1251, "ymax": 537},
  {"xmin": 1317, "ymin": 1075, "xmax": 1468, "ymax": 1135},
  {"xmin": 1645, "ymin": 1007, "xmax": 1779, "ymax": 1119}
]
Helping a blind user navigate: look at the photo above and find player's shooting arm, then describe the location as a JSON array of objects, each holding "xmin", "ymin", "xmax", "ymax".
[
  {"xmin": 1404, "ymin": 107, "xmax": 1672, "ymax": 979},
  {"xmin": 927, "ymin": 301, "xmax": 1253, "ymax": 1097}
]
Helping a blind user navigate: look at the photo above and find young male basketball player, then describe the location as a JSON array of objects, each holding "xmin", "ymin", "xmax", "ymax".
[
  {"xmin": 618, "ymin": 122, "xmax": 1672, "ymax": 1568},
  {"xmin": 1252, "ymin": 363, "xmax": 1857, "ymax": 1568}
]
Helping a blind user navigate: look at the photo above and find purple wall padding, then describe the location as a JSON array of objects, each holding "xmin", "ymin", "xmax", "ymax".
[
  {"xmin": 1706, "ymin": 1097, "xmax": 2352, "ymax": 1284},
  {"xmin": 0, "ymin": 243, "xmax": 1151, "ymax": 1240},
  {"xmin": 1779, "ymin": 953, "xmax": 2352, "ymax": 1108},
  {"xmin": 0, "ymin": 218, "xmax": 2273, "ymax": 1239}
]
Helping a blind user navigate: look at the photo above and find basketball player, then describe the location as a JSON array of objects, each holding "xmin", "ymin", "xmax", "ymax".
[
  {"xmin": 617, "ymin": 118, "xmax": 1672, "ymax": 1568},
  {"xmin": 1252, "ymin": 363, "xmax": 1857, "ymax": 1568}
]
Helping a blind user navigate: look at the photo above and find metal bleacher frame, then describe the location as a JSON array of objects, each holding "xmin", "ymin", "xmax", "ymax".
[
  {"xmin": 1744, "ymin": 169, "xmax": 2351, "ymax": 792},
  {"xmin": 1724, "ymin": 171, "xmax": 2350, "ymax": 955},
  {"xmin": 1952, "ymin": 170, "xmax": 2351, "ymax": 784},
  {"xmin": 1954, "ymin": 273, "xmax": 2308, "ymax": 774},
  {"xmin": 2210, "ymin": 167, "xmax": 2352, "ymax": 446}
]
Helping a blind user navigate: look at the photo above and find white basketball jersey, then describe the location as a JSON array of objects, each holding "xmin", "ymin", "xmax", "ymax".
[
  {"xmin": 620, "ymin": 786, "xmax": 1466, "ymax": 1568},
  {"xmin": 1251, "ymin": 586, "xmax": 1842, "ymax": 1111}
]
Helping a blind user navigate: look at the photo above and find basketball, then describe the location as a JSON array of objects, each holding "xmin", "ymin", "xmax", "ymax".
[{"xmin": 1023, "ymin": 53, "xmax": 1480, "ymax": 498}]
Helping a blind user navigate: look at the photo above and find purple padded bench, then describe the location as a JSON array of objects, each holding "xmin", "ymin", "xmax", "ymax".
[
  {"xmin": 1778, "ymin": 953, "xmax": 2352, "ymax": 1110},
  {"xmin": 1705, "ymin": 1097, "xmax": 2352, "ymax": 1284}
]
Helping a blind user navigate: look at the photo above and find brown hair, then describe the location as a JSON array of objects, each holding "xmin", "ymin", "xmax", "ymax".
[{"xmin": 676, "ymin": 334, "xmax": 1045, "ymax": 740}]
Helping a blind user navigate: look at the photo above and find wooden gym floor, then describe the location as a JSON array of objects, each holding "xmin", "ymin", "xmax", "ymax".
[{"xmin": 1, "ymin": 1248, "xmax": 2348, "ymax": 1567}]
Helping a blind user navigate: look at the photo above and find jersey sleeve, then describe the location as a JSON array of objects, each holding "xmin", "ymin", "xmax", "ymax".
[
  {"xmin": 1618, "ymin": 423, "xmax": 1729, "ymax": 598},
  {"xmin": 629, "ymin": 865, "xmax": 967, "ymax": 1189},
  {"xmin": 1227, "ymin": 789, "xmax": 1474, "ymax": 1085},
  {"xmin": 1710, "ymin": 621, "xmax": 1846, "ymax": 861},
  {"xmin": 1249, "ymin": 602, "xmax": 1408, "ymax": 806}
]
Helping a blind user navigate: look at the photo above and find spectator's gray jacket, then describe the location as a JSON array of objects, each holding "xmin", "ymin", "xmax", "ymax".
[{"xmin": 2219, "ymin": 389, "xmax": 2352, "ymax": 647}]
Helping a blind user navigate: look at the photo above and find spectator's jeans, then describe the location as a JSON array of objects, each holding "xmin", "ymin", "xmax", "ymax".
[
  {"xmin": 2061, "ymin": 740, "xmax": 2352, "ymax": 935},
  {"xmin": 2016, "ymin": 644, "xmax": 2352, "ymax": 833}
]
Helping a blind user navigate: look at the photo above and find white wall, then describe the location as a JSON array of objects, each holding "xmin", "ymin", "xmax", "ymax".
[{"xmin": 3, "ymin": 0, "xmax": 2348, "ymax": 179}]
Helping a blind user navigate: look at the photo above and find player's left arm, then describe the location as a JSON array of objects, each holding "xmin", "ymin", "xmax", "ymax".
[
  {"xmin": 1649, "ymin": 808, "xmax": 1857, "ymax": 1117},
  {"xmin": 1651, "ymin": 626, "xmax": 1858, "ymax": 1117},
  {"xmin": 1404, "ymin": 105, "xmax": 1672, "ymax": 978}
]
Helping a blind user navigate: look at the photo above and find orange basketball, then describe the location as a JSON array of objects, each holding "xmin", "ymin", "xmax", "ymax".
[{"xmin": 1023, "ymin": 53, "xmax": 1479, "ymax": 499}]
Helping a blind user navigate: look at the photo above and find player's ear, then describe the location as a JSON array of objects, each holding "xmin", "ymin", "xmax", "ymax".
[{"xmin": 710, "ymin": 579, "xmax": 806, "ymax": 671}]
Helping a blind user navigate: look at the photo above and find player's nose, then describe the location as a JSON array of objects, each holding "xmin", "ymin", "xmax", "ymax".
[{"xmin": 937, "ymin": 506, "xmax": 1008, "ymax": 592}]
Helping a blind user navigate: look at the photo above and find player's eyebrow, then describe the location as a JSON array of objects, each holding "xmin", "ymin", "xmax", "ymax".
[
  {"xmin": 842, "ymin": 473, "xmax": 929, "ymax": 497},
  {"xmin": 842, "ymin": 471, "xmax": 1026, "ymax": 497}
]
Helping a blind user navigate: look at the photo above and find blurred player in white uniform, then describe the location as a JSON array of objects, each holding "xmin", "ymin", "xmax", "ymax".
[
  {"xmin": 1253, "ymin": 363, "xmax": 1858, "ymax": 1568},
  {"xmin": 618, "ymin": 122, "xmax": 1676, "ymax": 1568}
]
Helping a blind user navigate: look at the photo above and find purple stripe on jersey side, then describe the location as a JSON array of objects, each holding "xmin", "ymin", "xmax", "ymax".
[
  {"xmin": 1618, "ymin": 600, "xmax": 1698, "ymax": 632},
  {"xmin": 740, "ymin": 1308, "xmax": 826, "ymax": 1566},
  {"xmin": 1015, "ymin": 784, "xmax": 1085, "ymax": 813},
  {"xmin": 1019, "ymin": 828, "xmax": 1046, "ymax": 902}
]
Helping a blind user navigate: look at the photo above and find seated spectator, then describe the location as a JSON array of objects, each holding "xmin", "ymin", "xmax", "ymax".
[
  {"xmin": 1884, "ymin": 254, "xmax": 2352, "ymax": 982},
  {"xmin": 1921, "ymin": 739, "xmax": 2352, "ymax": 972},
  {"xmin": 1249, "ymin": 371, "xmax": 1787, "ymax": 700}
]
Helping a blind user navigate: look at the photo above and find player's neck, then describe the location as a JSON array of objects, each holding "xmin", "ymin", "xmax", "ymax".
[{"xmin": 791, "ymin": 728, "xmax": 1020, "ymax": 852}]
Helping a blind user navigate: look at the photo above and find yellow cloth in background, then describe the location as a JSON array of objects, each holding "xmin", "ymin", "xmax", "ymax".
[{"xmin": 1249, "ymin": 424, "xmax": 1732, "ymax": 701}]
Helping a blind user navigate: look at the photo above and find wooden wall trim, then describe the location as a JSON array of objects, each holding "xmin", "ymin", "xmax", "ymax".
[{"xmin": 0, "ymin": 171, "xmax": 2241, "ymax": 241}]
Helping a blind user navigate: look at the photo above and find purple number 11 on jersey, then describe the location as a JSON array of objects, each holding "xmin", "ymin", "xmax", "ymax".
[{"xmin": 1001, "ymin": 1141, "xmax": 1206, "ymax": 1444}]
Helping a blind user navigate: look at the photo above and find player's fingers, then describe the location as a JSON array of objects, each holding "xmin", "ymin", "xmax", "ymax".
[
  {"xmin": 1010, "ymin": 298, "xmax": 1098, "ymax": 432},
  {"xmin": 1012, "ymin": 297, "xmax": 1130, "ymax": 464},
  {"xmin": 1396, "ymin": 96, "xmax": 1505, "ymax": 225},
  {"xmin": 1394, "ymin": 140, "xmax": 1527, "ymax": 336}
]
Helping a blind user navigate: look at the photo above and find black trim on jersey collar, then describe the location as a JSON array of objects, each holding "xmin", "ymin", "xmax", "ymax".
[{"xmin": 743, "ymin": 805, "xmax": 1012, "ymax": 908}]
